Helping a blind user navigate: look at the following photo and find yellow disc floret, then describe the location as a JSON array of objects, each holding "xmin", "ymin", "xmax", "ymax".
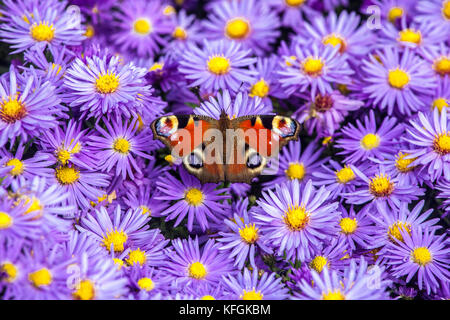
[
  {"xmin": 340, "ymin": 217, "xmax": 358, "ymax": 235},
  {"xmin": 55, "ymin": 166, "xmax": 79, "ymax": 185},
  {"xmin": 138, "ymin": 277, "xmax": 155, "ymax": 291},
  {"xmin": 395, "ymin": 152, "xmax": 416, "ymax": 173},
  {"xmin": 388, "ymin": 221, "xmax": 411, "ymax": 243},
  {"xmin": 113, "ymin": 138, "xmax": 130, "ymax": 154},
  {"xmin": 433, "ymin": 56, "xmax": 450, "ymax": 76},
  {"xmin": 249, "ymin": 79, "xmax": 270, "ymax": 98},
  {"xmin": 28, "ymin": 268, "xmax": 52, "ymax": 288},
  {"xmin": 433, "ymin": 133, "xmax": 450, "ymax": 155},
  {"xmin": 134, "ymin": 18, "xmax": 152, "ymax": 35},
  {"xmin": 285, "ymin": 0, "xmax": 306, "ymax": 7},
  {"xmin": 126, "ymin": 248, "xmax": 147, "ymax": 266},
  {"xmin": 173, "ymin": 26, "xmax": 187, "ymax": 40},
  {"xmin": 1, "ymin": 262, "xmax": 17, "ymax": 282},
  {"xmin": 284, "ymin": 205, "xmax": 309, "ymax": 231},
  {"xmin": 96, "ymin": 72, "xmax": 120, "ymax": 94},
  {"xmin": 398, "ymin": 28, "xmax": 422, "ymax": 45},
  {"xmin": 322, "ymin": 33, "xmax": 346, "ymax": 53},
  {"xmin": 239, "ymin": 223, "xmax": 259, "ymax": 244},
  {"xmin": 0, "ymin": 212, "xmax": 13, "ymax": 229},
  {"xmin": 6, "ymin": 158, "xmax": 24, "ymax": 176},
  {"xmin": 188, "ymin": 261, "xmax": 207, "ymax": 279},
  {"xmin": 322, "ymin": 290, "xmax": 346, "ymax": 300},
  {"xmin": 30, "ymin": 22, "xmax": 55, "ymax": 42},
  {"xmin": 336, "ymin": 166, "xmax": 355, "ymax": 184},
  {"xmin": 285, "ymin": 163, "xmax": 306, "ymax": 181},
  {"xmin": 442, "ymin": 1, "xmax": 450, "ymax": 20},
  {"xmin": 432, "ymin": 98, "xmax": 449, "ymax": 112},
  {"xmin": 388, "ymin": 6, "xmax": 404, "ymax": 22},
  {"xmin": 241, "ymin": 288, "xmax": 263, "ymax": 300},
  {"xmin": 360, "ymin": 133, "xmax": 380, "ymax": 150},
  {"xmin": 207, "ymin": 55, "xmax": 231, "ymax": 75},
  {"xmin": 1, "ymin": 96, "xmax": 26, "ymax": 123},
  {"xmin": 185, "ymin": 188, "xmax": 204, "ymax": 206},
  {"xmin": 411, "ymin": 247, "xmax": 432, "ymax": 266},
  {"xmin": 309, "ymin": 256, "xmax": 328, "ymax": 273},
  {"xmin": 302, "ymin": 57, "xmax": 324, "ymax": 76},
  {"xmin": 225, "ymin": 17, "xmax": 250, "ymax": 39},
  {"xmin": 102, "ymin": 229, "xmax": 128, "ymax": 253},
  {"xmin": 388, "ymin": 68, "xmax": 410, "ymax": 89},
  {"xmin": 73, "ymin": 280, "xmax": 95, "ymax": 300},
  {"xmin": 369, "ymin": 174, "xmax": 395, "ymax": 197}
]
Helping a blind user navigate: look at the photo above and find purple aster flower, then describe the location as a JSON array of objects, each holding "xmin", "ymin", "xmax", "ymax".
[
  {"xmin": 0, "ymin": 66, "xmax": 63, "ymax": 147},
  {"xmin": 164, "ymin": 10, "xmax": 203, "ymax": 57},
  {"xmin": 371, "ymin": 0, "xmax": 417, "ymax": 25},
  {"xmin": 368, "ymin": 201, "xmax": 441, "ymax": 258},
  {"xmin": 262, "ymin": 140, "xmax": 329, "ymax": 190},
  {"xmin": 337, "ymin": 205, "xmax": 378, "ymax": 252},
  {"xmin": 292, "ymin": 90, "xmax": 363, "ymax": 137},
  {"xmin": 164, "ymin": 237, "xmax": 236, "ymax": 288},
  {"xmin": 267, "ymin": 0, "xmax": 320, "ymax": 28},
  {"xmin": 194, "ymin": 89, "xmax": 272, "ymax": 120},
  {"xmin": 222, "ymin": 268, "xmax": 289, "ymax": 300},
  {"xmin": 307, "ymin": 237, "xmax": 350, "ymax": 275},
  {"xmin": 69, "ymin": 253, "xmax": 129, "ymax": 300},
  {"xmin": 293, "ymin": 10, "xmax": 376, "ymax": 59},
  {"xmin": 155, "ymin": 167, "xmax": 230, "ymax": 232},
  {"xmin": 360, "ymin": 47, "xmax": 437, "ymax": 115},
  {"xmin": 184, "ymin": 282, "xmax": 228, "ymax": 300},
  {"xmin": 415, "ymin": 0, "xmax": 450, "ymax": 31},
  {"xmin": 344, "ymin": 164, "xmax": 424, "ymax": 209},
  {"xmin": 88, "ymin": 118, "xmax": 154, "ymax": 180},
  {"xmin": 420, "ymin": 43, "xmax": 450, "ymax": 83},
  {"xmin": 217, "ymin": 198, "xmax": 272, "ymax": 270},
  {"xmin": 242, "ymin": 56, "xmax": 288, "ymax": 109},
  {"xmin": 64, "ymin": 53, "xmax": 165, "ymax": 119},
  {"xmin": 111, "ymin": 0, "xmax": 172, "ymax": 57},
  {"xmin": 278, "ymin": 41, "xmax": 354, "ymax": 98},
  {"xmin": 384, "ymin": 227, "xmax": 450, "ymax": 294},
  {"xmin": 122, "ymin": 184, "xmax": 166, "ymax": 220},
  {"xmin": 127, "ymin": 265, "xmax": 172, "ymax": 299},
  {"xmin": 0, "ymin": 143, "xmax": 53, "ymax": 188},
  {"xmin": 38, "ymin": 120, "xmax": 97, "ymax": 170},
  {"xmin": 179, "ymin": 39, "xmax": 257, "ymax": 94},
  {"xmin": 402, "ymin": 108, "xmax": 450, "ymax": 182},
  {"xmin": 77, "ymin": 205, "xmax": 153, "ymax": 257},
  {"xmin": 0, "ymin": 240, "xmax": 26, "ymax": 299},
  {"xmin": 312, "ymin": 160, "xmax": 370, "ymax": 201},
  {"xmin": 295, "ymin": 257, "xmax": 391, "ymax": 300},
  {"xmin": 50, "ymin": 163, "xmax": 110, "ymax": 210},
  {"xmin": 61, "ymin": 230, "xmax": 106, "ymax": 260},
  {"xmin": 253, "ymin": 179, "xmax": 340, "ymax": 261},
  {"xmin": 202, "ymin": 0, "xmax": 280, "ymax": 55},
  {"xmin": 335, "ymin": 109, "xmax": 404, "ymax": 164},
  {"xmin": 378, "ymin": 18, "xmax": 449, "ymax": 55}
]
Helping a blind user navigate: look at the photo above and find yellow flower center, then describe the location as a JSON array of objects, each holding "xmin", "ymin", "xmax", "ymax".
[
  {"xmin": 360, "ymin": 133, "xmax": 380, "ymax": 150},
  {"xmin": 57, "ymin": 149, "xmax": 71, "ymax": 164},
  {"xmin": 95, "ymin": 73, "xmax": 120, "ymax": 94},
  {"xmin": 1, "ymin": 96, "xmax": 27, "ymax": 123},
  {"xmin": 185, "ymin": 188, "xmax": 204, "ymax": 206},
  {"xmin": 443, "ymin": 1, "xmax": 450, "ymax": 20},
  {"xmin": 113, "ymin": 258, "xmax": 124, "ymax": 269},
  {"xmin": 149, "ymin": 62, "xmax": 164, "ymax": 72},
  {"xmin": 55, "ymin": 166, "xmax": 79, "ymax": 185},
  {"xmin": 388, "ymin": 221, "xmax": 411, "ymax": 243},
  {"xmin": 126, "ymin": 248, "xmax": 146, "ymax": 266},
  {"xmin": 201, "ymin": 295, "xmax": 215, "ymax": 300},
  {"xmin": 395, "ymin": 152, "xmax": 416, "ymax": 173},
  {"xmin": 241, "ymin": 289, "xmax": 263, "ymax": 300},
  {"xmin": 239, "ymin": 223, "xmax": 259, "ymax": 244},
  {"xmin": 173, "ymin": 26, "xmax": 187, "ymax": 40},
  {"xmin": 163, "ymin": 5, "xmax": 176, "ymax": 16},
  {"xmin": 6, "ymin": 158, "xmax": 24, "ymax": 176},
  {"xmin": 285, "ymin": 163, "xmax": 306, "ymax": 181},
  {"xmin": 340, "ymin": 217, "xmax": 358, "ymax": 234},
  {"xmin": 285, "ymin": 55, "xmax": 297, "ymax": 67},
  {"xmin": 133, "ymin": 18, "xmax": 152, "ymax": 35},
  {"xmin": 188, "ymin": 261, "xmax": 207, "ymax": 279},
  {"xmin": 113, "ymin": 138, "xmax": 130, "ymax": 154},
  {"xmin": 302, "ymin": 57, "xmax": 324, "ymax": 76},
  {"xmin": 398, "ymin": 28, "xmax": 421, "ymax": 44},
  {"xmin": 23, "ymin": 196, "xmax": 43, "ymax": 218},
  {"xmin": 225, "ymin": 17, "xmax": 250, "ymax": 39},
  {"xmin": 102, "ymin": 229, "xmax": 128, "ymax": 253},
  {"xmin": 1, "ymin": 262, "xmax": 17, "ymax": 282},
  {"xmin": 388, "ymin": 6, "xmax": 404, "ymax": 22},
  {"xmin": 411, "ymin": 247, "xmax": 432, "ymax": 266},
  {"xmin": 285, "ymin": 0, "xmax": 306, "ymax": 7},
  {"xmin": 138, "ymin": 277, "xmax": 155, "ymax": 291},
  {"xmin": 139, "ymin": 205, "xmax": 151, "ymax": 216},
  {"xmin": 432, "ymin": 98, "xmax": 449, "ymax": 112},
  {"xmin": 28, "ymin": 268, "xmax": 52, "ymax": 288},
  {"xmin": 249, "ymin": 79, "xmax": 270, "ymax": 98},
  {"xmin": 433, "ymin": 56, "xmax": 450, "ymax": 76},
  {"xmin": 336, "ymin": 166, "xmax": 355, "ymax": 184},
  {"xmin": 369, "ymin": 174, "xmax": 395, "ymax": 197},
  {"xmin": 322, "ymin": 33, "xmax": 346, "ymax": 53},
  {"xmin": 309, "ymin": 256, "xmax": 328, "ymax": 273},
  {"xmin": 388, "ymin": 68, "xmax": 410, "ymax": 89},
  {"xmin": 30, "ymin": 22, "xmax": 55, "ymax": 42},
  {"xmin": 84, "ymin": 25, "xmax": 95, "ymax": 38},
  {"xmin": 207, "ymin": 55, "xmax": 231, "ymax": 75},
  {"xmin": 73, "ymin": 280, "xmax": 95, "ymax": 300},
  {"xmin": 283, "ymin": 205, "xmax": 310, "ymax": 231},
  {"xmin": 0, "ymin": 212, "xmax": 13, "ymax": 229},
  {"xmin": 323, "ymin": 290, "xmax": 346, "ymax": 300},
  {"xmin": 433, "ymin": 133, "xmax": 450, "ymax": 155}
]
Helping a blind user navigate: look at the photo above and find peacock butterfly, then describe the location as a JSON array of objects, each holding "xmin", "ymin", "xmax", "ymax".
[{"xmin": 151, "ymin": 112, "xmax": 300, "ymax": 183}]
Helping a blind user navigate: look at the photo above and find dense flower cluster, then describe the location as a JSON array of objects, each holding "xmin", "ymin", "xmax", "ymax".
[{"xmin": 0, "ymin": 0, "xmax": 449, "ymax": 300}]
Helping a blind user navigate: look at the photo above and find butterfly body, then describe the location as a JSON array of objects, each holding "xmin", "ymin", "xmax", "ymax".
[{"xmin": 151, "ymin": 113, "xmax": 300, "ymax": 184}]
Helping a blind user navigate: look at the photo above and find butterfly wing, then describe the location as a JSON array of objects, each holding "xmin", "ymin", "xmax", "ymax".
[
  {"xmin": 225, "ymin": 115, "xmax": 300, "ymax": 183},
  {"xmin": 151, "ymin": 115, "xmax": 225, "ymax": 183}
]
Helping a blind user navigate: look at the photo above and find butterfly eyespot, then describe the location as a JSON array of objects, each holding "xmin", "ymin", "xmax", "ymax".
[
  {"xmin": 187, "ymin": 152, "xmax": 203, "ymax": 169},
  {"xmin": 155, "ymin": 116, "xmax": 179, "ymax": 137},
  {"xmin": 272, "ymin": 116, "xmax": 297, "ymax": 138},
  {"xmin": 246, "ymin": 153, "xmax": 262, "ymax": 169}
]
